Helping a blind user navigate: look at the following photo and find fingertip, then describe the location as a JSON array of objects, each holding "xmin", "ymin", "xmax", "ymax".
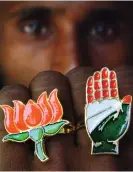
[
  {"xmin": 101, "ymin": 67, "xmax": 109, "ymax": 79},
  {"xmin": 94, "ymin": 71, "xmax": 100, "ymax": 80},
  {"xmin": 122, "ymin": 95, "xmax": 132, "ymax": 104},
  {"xmin": 110, "ymin": 71, "xmax": 116, "ymax": 79},
  {"xmin": 87, "ymin": 76, "xmax": 93, "ymax": 87}
]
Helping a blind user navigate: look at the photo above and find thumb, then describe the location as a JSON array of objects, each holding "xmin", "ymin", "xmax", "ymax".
[{"xmin": 122, "ymin": 95, "xmax": 132, "ymax": 104}]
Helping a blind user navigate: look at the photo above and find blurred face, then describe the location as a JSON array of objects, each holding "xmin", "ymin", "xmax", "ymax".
[{"xmin": 0, "ymin": 1, "xmax": 133, "ymax": 86}]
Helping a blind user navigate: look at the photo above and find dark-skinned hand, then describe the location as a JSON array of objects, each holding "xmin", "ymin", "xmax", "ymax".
[{"xmin": 0, "ymin": 66, "xmax": 133, "ymax": 171}]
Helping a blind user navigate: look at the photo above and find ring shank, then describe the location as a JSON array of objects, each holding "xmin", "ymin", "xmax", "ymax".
[{"xmin": 58, "ymin": 121, "xmax": 85, "ymax": 134}]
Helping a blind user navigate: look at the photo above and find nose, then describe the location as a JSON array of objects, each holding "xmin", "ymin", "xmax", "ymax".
[{"xmin": 52, "ymin": 16, "xmax": 79, "ymax": 74}]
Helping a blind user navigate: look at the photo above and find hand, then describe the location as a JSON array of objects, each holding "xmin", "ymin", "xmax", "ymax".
[
  {"xmin": 0, "ymin": 71, "xmax": 75, "ymax": 171},
  {"xmin": 85, "ymin": 67, "xmax": 132, "ymax": 154},
  {"xmin": 0, "ymin": 66, "xmax": 133, "ymax": 170}
]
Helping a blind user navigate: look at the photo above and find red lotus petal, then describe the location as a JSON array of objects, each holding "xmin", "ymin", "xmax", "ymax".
[
  {"xmin": 13, "ymin": 100, "xmax": 29, "ymax": 131},
  {"xmin": 24, "ymin": 100, "xmax": 43, "ymax": 128},
  {"xmin": 37, "ymin": 92, "xmax": 53, "ymax": 126},
  {"xmin": 48, "ymin": 89, "xmax": 63, "ymax": 123},
  {"xmin": 1, "ymin": 105, "xmax": 19, "ymax": 134}
]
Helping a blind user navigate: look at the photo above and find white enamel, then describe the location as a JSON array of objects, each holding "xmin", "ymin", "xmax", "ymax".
[{"xmin": 85, "ymin": 99, "xmax": 122, "ymax": 133}]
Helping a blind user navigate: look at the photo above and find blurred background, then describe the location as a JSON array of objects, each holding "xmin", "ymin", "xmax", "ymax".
[{"xmin": 0, "ymin": 1, "xmax": 133, "ymax": 87}]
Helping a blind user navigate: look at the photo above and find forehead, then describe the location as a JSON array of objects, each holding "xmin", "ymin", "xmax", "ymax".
[
  {"xmin": 1, "ymin": 1, "xmax": 122, "ymax": 13},
  {"xmin": 3, "ymin": 1, "xmax": 114, "ymax": 9},
  {"xmin": 0, "ymin": 1, "xmax": 131, "ymax": 25},
  {"xmin": 1, "ymin": 1, "xmax": 127, "ymax": 22}
]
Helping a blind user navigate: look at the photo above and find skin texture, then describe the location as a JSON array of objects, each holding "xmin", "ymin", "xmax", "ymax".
[{"xmin": 0, "ymin": 1, "xmax": 133, "ymax": 170}]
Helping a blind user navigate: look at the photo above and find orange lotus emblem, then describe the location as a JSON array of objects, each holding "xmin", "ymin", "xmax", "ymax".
[{"xmin": 1, "ymin": 89, "xmax": 69, "ymax": 162}]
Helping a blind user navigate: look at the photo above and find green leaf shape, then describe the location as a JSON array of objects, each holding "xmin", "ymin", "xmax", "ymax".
[
  {"xmin": 2, "ymin": 132, "xmax": 29, "ymax": 142},
  {"xmin": 90, "ymin": 103, "xmax": 131, "ymax": 143},
  {"xmin": 29, "ymin": 128, "xmax": 43, "ymax": 142},
  {"xmin": 43, "ymin": 120, "xmax": 69, "ymax": 136}
]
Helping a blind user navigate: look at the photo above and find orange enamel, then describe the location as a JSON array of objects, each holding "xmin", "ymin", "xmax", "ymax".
[
  {"xmin": 48, "ymin": 89, "xmax": 63, "ymax": 123},
  {"xmin": 122, "ymin": 95, "xmax": 132, "ymax": 104},
  {"xmin": 13, "ymin": 101, "xmax": 29, "ymax": 131},
  {"xmin": 111, "ymin": 89, "xmax": 118, "ymax": 97},
  {"xmin": 103, "ymin": 90, "xmax": 109, "ymax": 98},
  {"xmin": 87, "ymin": 87, "xmax": 93, "ymax": 94},
  {"xmin": 37, "ymin": 92, "xmax": 53, "ymax": 126},
  {"xmin": 110, "ymin": 80, "xmax": 117, "ymax": 88},
  {"xmin": 87, "ymin": 77, "xmax": 93, "ymax": 86},
  {"xmin": 88, "ymin": 95, "xmax": 94, "ymax": 103},
  {"xmin": 110, "ymin": 71, "xmax": 116, "ymax": 79},
  {"xmin": 94, "ymin": 81, "xmax": 101, "ymax": 90},
  {"xmin": 95, "ymin": 91, "xmax": 101, "ymax": 99},
  {"xmin": 1, "ymin": 105, "xmax": 19, "ymax": 134},
  {"xmin": 102, "ymin": 68, "xmax": 108, "ymax": 79},
  {"xmin": 102, "ymin": 80, "xmax": 109, "ymax": 88},
  {"xmin": 94, "ymin": 72, "xmax": 100, "ymax": 80},
  {"xmin": 24, "ymin": 100, "xmax": 42, "ymax": 128}
]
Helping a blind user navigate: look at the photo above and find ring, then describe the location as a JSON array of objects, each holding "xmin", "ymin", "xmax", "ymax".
[
  {"xmin": 1, "ymin": 89, "xmax": 74, "ymax": 162},
  {"xmin": 85, "ymin": 67, "xmax": 132, "ymax": 155}
]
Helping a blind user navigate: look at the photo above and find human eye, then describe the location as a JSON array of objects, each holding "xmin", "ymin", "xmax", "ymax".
[
  {"xmin": 16, "ymin": 7, "xmax": 54, "ymax": 40},
  {"xmin": 88, "ymin": 9, "xmax": 121, "ymax": 44},
  {"xmin": 20, "ymin": 20, "xmax": 50, "ymax": 36},
  {"xmin": 89, "ymin": 20, "xmax": 119, "ymax": 43}
]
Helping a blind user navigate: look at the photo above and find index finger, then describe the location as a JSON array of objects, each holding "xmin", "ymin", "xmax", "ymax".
[{"xmin": 0, "ymin": 85, "xmax": 33, "ymax": 170}]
